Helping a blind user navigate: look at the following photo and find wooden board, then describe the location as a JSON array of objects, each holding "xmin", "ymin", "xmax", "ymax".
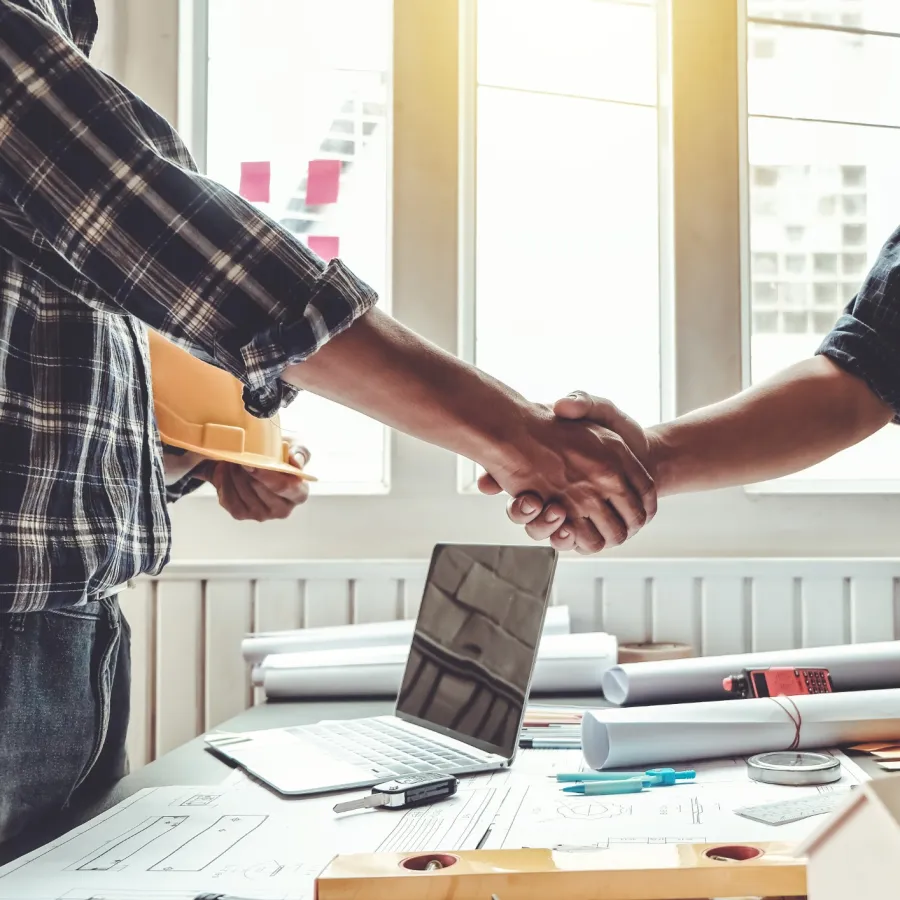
[{"xmin": 314, "ymin": 843, "xmax": 806, "ymax": 900}]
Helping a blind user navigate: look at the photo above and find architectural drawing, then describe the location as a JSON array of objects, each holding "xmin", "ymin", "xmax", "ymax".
[
  {"xmin": 171, "ymin": 792, "xmax": 222, "ymax": 807},
  {"xmin": 546, "ymin": 794, "xmax": 720, "ymax": 826},
  {"xmin": 0, "ymin": 783, "xmax": 501, "ymax": 898},
  {"xmin": 376, "ymin": 788, "xmax": 499, "ymax": 853},
  {"xmin": 555, "ymin": 800, "xmax": 631, "ymax": 820},
  {"xmin": 68, "ymin": 818, "xmax": 188, "ymax": 872},
  {"xmin": 61, "ymin": 892, "xmax": 197, "ymax": 900},
  {"xmin": 547, "ymin": 837, "xmax": 707, "ymax": 852},
  {"xmin": 148, "ymin": 815, "xmax": 267, "ymax": 871}
]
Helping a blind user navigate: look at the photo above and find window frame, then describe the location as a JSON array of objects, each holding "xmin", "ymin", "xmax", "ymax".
[
  {"xmin": 100, "ymin": 0, "xmax": 900, "ymax": 563},
  {"xmin": 455, "ymin": 0, "xmax": 676, "ymax": 493},
  {"xmin": 740, "ymin": 0, "xmax": 900, "ymax": 494}
]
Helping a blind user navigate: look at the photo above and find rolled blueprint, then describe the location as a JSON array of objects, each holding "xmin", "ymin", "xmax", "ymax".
[
  {"xmin": 243, "ymin": 603, "xmax": 571, "ymax": 667},
  {"xmin": 602, "ymin": 640, "xmax": 900, "ymax": 706},
  {"xmin": 261, "ymin": 631, "xmax": 617, "ymax": 699},
  {"xmin": 582, "ymin": 689, "xmax": 900, "ymax": 769}
]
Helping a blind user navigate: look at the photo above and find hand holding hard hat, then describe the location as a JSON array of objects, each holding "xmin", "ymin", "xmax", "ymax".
[
  {"xmin": 147, "ymin": 328, "xmax": 315, "ymax": 481},
  {"xmin": 204, "ymin": 447, "xmax": 311, "ymax": 521}
]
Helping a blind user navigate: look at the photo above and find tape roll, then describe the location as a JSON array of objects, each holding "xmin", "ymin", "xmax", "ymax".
[{"xmin": 617, "ymin": 642, "xmax": 694, "ymax": 664}]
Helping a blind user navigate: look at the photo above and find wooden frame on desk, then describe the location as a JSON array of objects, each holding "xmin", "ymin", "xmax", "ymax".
[{"xmin": 314, "ymin": 843, "xmax": 807, "ymax": 900}]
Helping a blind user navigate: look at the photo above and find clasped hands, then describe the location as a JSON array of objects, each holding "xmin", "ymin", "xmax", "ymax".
[
  {"xmin": 173, "ymin": 390, "xmax": 656, "ymax": 549},
  {"xmin": 479, "ymin": 392, "xmax": 658, "ymax": 555}
]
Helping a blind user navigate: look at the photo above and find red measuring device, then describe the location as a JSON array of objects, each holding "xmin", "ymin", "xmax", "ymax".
[{"xmin": 723, "ymin": 666, "xmax": 832, "ymax": 699}]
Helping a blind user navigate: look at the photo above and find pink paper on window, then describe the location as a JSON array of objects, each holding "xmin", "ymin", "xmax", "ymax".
[
  {"xmin": 239, "ymin": 161, "xmax": 271, "ymax": 203},
  {"xmin": 308, "ymin": 236, "xmax": 340, "ymax": 261},
  {"xmin": 306, "ymin": 159, "xmax": 341, "ymax": 205}
]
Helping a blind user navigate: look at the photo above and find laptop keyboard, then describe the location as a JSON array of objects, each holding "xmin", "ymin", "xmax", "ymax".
[{"xmin": 289, "ymin": 718, "xmax": 491, "ymax": 779}]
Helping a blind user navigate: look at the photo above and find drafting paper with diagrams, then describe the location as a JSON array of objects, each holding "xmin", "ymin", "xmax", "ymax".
[
  {"xmin": 0, "ymin": 748, "xmax": 870, "ymax": 899},
  {"xmin": 0, "ymin": 781, "xmax": 503, "ymax": 900},
  {"xmin": 481, "ymin": 749, "xmax": 869, "ymax": 851}
]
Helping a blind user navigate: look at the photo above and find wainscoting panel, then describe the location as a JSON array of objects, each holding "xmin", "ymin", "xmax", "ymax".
[{"xmin": 122, "ymin": 558, "xmax": 900, "ymax": 768}]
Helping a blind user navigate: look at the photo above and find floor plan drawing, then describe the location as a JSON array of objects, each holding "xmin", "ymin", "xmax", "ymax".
[
  {"xmin": 547, "ymin": 837, "xmax": 707, "ymax": 852},
  {"xmin": 0, "ymin": 783, "xmax": 503, "ymax": 900},
  {"xmin": 555, "ymin": 800, "xmax": 631, "ymax": 820},
  {"xmin": 376, "ymin": 787, "xmax": 501, "ymax": 853},
  {"xmin": 60, "ymin": 891, "xmax": 199, "ymax": 900},
  {"xmin": 148, "ymin": 815, "xmax": 267, "ymax": 871},
  {"xmin": 68, "ymin": 818, "xmax": 188, "ymax": 872},
  {"xmin": 170, "ymin": 792, "xmax": 223, "ymax": 807}
]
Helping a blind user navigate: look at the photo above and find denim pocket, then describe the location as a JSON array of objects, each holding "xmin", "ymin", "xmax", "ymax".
[
  {"xmin": 0, "ymin": 599, "xmax": 120, "ymax": 842},
  {"xmin": 44, "ymin": 598, "xmax": 106, "ymax": 624}
]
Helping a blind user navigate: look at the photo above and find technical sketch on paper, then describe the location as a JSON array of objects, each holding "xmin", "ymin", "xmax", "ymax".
[
  {"xmin": 68, "ymin": 817, "xmax": 188, "ymax": 872},
  {"xmin": 543, "ymin": 836, "xmax": 707, "ymax": 852},
  {"xmin": 170, "ymin": 792, "xmax": 223, "ymax": 807},
  {"xmin": 0, "ymin": 783, "xmax": 504, "ymax": 900}
]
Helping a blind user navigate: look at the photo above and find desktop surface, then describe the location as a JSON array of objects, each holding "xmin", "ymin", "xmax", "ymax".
[{"xmin": 0, "ymin": 692, "xmax": 888, "ymax": 866}]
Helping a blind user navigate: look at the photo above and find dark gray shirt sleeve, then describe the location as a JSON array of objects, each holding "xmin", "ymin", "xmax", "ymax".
[{"xmin": 816, "ymin": 227, "xmax": 900, "ymax": 423}]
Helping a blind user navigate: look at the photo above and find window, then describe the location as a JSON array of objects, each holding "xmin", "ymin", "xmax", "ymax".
[
  {"xmin": 745, "ymin": 1, "xmax": 900, "ymax": 488},
  {"xmin": 747, "ymin": 0, "xmax": 900, "ymax": 33},
  {"xmin": 150, "ymin": 0, "xmax": 900, "ymax": 563},
  {"xmin": 465, "ymin": 0, "xmax": 661, "ymax": 436},
  {"xmin": 205, "ymin": 0, "xmax": 391, "ymax": 491}
]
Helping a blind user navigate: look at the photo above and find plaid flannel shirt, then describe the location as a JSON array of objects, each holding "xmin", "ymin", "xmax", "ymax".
[{"xmin": 0, "ymin": 0, "xmax": 377, "ymax": 611}]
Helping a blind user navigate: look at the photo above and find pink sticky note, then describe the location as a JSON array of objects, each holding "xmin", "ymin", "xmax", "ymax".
[
  {"xmin": 306, "ymin": 159, "xmax": 341, "ymax": 205},
  {"xmin": 308, "ymin": 236, "xmax": 339, "ymax": 261},
  {"xmin": 239, "ymin": 161, "xmax": 271, "ymax": 203}
]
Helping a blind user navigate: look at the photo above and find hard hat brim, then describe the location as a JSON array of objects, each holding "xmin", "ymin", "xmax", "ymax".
[{"xmin": 159, "ymin": 434, "xmax": 316, "ymax": 480}]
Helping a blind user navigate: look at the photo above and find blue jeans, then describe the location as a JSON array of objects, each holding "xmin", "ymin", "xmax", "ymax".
[{"xmin": 0, "ymin": 597, "xmax": 131, "ymax": 845}]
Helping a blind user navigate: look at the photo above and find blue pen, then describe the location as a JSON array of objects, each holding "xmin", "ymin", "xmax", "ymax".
[
  {"xmin": 563, "ymin": 778, "xmax": 649, "ymax": 795},
  {"xmin": 556, "ymin": 768, "xmax": 696, "ymax": 786}
]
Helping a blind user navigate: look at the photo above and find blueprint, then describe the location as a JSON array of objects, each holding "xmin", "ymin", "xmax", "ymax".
[
  {"xmin": 0, "ymin": 749, "xmax": 870, "ymax": 899},
  {"xmin": 480, "ymin": 749, "xmax": 868, "ymax": 851},
  {"xmin": 0, "ymin": 781, "xmax": 504, "ymax": 900}
]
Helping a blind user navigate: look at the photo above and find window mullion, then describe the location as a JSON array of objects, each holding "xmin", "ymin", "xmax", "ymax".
[
  {"xmin": 391, "ymin": 0, "xmax": 463, "ymax": 497},
  {"xmin": 176, "ymin": 0, "xmax": 209, "ymax": 171},
  {"xmin": 669, "ymin": 0, "xmax": 744, "ymax": 416}
]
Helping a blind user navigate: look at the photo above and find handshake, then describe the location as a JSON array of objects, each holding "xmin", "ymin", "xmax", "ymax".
[{"xmin": 478, "ymin": 391, "xmax": 662, "ymax": 555}]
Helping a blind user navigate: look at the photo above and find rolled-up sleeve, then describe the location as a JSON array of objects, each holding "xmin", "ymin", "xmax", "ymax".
[
  {"xmin": 816, "ymin": 228, "xmax": 900, "ymax": 423},
  {"xmin": 0, "ymin": 1, "xmax": 377, "ymax": 417}
]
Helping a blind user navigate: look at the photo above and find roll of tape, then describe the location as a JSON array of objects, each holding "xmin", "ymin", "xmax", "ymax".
[{"xmin": 617, "ymin": 641, "xmax": 694, "ymax": 664}]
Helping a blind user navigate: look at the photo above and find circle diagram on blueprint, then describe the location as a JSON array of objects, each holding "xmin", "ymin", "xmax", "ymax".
[{"xmin": 556, "ymin": 800, "xmax": 630, "ymax": 820}]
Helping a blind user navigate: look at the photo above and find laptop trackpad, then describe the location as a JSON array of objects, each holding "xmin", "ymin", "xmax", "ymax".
[{"xmin": 225, "ymin": 733, "xmax": 371, "ymax": 795}]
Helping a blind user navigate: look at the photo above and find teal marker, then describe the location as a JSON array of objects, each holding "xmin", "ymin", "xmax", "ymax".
[
  {"xmin": 556, "ymin": 768, "xmax": 695, "ymax": 786},
  {"xmin": 562, "ymin": 778, "xmax": 648, "ymax": 795}
]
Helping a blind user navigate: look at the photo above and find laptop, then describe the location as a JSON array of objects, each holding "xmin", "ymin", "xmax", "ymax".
[{"xmin": 205, "ymin": 543, "xmax": 558, "ymax": 796}]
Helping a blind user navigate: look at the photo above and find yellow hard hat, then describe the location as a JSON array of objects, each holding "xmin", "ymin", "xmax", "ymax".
[{"xmin": 147, "ymin": 328, "xmax": 313, "ymax": 480}]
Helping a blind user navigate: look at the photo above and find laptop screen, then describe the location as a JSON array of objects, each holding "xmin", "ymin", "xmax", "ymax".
[{"xmin": 395, "ymin": 544, "xmax": 558, "ymax": 760}]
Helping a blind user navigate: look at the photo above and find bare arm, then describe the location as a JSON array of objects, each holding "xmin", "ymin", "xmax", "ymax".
[
  {"xmin": 283, "ymin": 307, "xmax": 657, "ymax": 550},
  {"xmin": 493, "ymin": 223, "xmax": 900, "ymax": 548},
  {"xmin": 283, "ymin": 308, "xmax": 530, "ymax": 473},
  {"xmin": 647, "ymin": 356, "xmax": 892, "ymax": 494},
  {"xmin": 488, "ymin": 357, "xmax": 893, "ymax": 552}
]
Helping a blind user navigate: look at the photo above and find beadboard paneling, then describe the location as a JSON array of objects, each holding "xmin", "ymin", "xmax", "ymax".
[{"xmin": 123, "ymin": 558, "xmax": 900, "ymax": 768}]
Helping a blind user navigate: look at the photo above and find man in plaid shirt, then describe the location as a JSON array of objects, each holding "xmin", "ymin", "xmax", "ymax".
[{"xmin": 0, "ymin": 1, "xmax": 657, "ymax": 842}]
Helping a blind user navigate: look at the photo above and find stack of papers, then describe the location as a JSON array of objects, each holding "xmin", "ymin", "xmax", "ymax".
[{"xmin": 849, "ymin": 741, "xmax": 900, "ymax": 773}]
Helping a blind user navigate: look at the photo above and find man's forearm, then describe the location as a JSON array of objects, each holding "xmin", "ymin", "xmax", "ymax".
[
  {"xmin": 648, "ymin": 356, "xmax": 893, "ymax": 495},
  {"xmin": 282, "ymin": 308, "xmax": 535, "ymax": 476}
]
